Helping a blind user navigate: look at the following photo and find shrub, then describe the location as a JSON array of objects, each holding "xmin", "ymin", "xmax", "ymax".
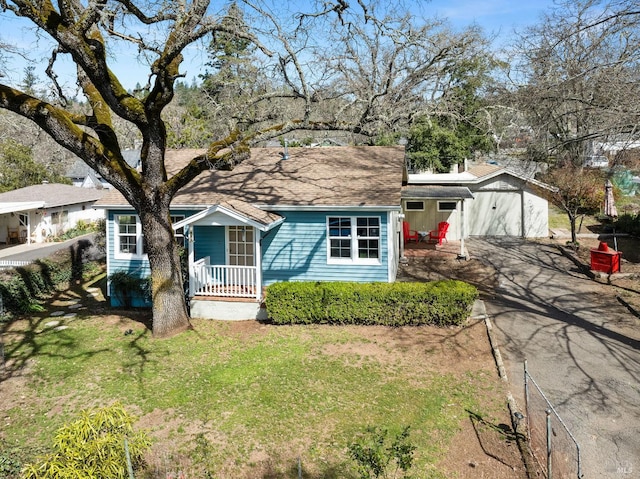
[
  {"xmin": 0, "ymin": 449, "xmax": 23, "ymax": 479},
  {"xmin": 265, "ymin": 280, "xmax": 477, "ymax": 326},
  {"xmin": 616, "ymin": 213, "xmax": 640, "ymax": 237},
  {"xmin": 20, "ymin": 403, "xmax": 151, "ymax": 479},
  {"xmin": 0, "ymin": 240, "xmax": 102, "ymax": 314},
  {"xmin": 107, "ymin": 270, "xmax": 151, "ymax": 308},
  {"xmin": 54, "ymin": 220, "xmax": 101, "ymax": 242},
  {"xmin": 348, "ymin": 426, "xmax": 416, "ymax": 479}
]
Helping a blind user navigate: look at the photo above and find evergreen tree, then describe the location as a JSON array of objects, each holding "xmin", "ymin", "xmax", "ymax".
[
  {"xmin": 406, "ymin": 57, "xmax": 495, "ymax": 172},
  {"xmin": 0, "ymin": 139, "xmax": 70, "ymax": 192},
  {"xmin": 201, "ymin": 2, "xmax": 256, "ymax": 100}
]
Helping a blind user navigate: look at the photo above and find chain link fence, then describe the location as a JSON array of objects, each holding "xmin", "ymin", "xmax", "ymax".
[{"xmin": 524, "ymin": 361, "xmax": 583, "ymax": 478}]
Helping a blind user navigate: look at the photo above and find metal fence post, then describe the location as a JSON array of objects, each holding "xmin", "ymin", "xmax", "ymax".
[
  {"xmin": 524, "ymin": 360, "xmax": 530, "ymax": 433},
  {"xmin": 124, "ymin": 438, "xmax": 135, "ymax": 479},
  {"xmin": 546, "ymin": 409, "xmax": 552, "ymax": 479}
]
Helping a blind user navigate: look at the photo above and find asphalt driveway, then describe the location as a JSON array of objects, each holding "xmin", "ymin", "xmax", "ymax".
[
  {"xmin": 468, "ymin": 238, "xmax": 640, "ymax": 479},
  {"xmin": 0, "ymin": 234, "xmax": 97, "ymax": 262}
]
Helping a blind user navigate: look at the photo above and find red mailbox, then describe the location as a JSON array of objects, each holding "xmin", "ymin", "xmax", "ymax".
[{"xmin": 590, "ymin": 241, "xmax": 622, "ymax": 274}]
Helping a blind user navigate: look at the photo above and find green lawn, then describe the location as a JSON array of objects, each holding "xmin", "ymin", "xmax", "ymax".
[
  {"xmin": 1, "ymin": 281, "xmax": 507, "ymax": 478},
  {"xmin": 548, "ymin": 205, "xmax": 603, "ymax": 232}
]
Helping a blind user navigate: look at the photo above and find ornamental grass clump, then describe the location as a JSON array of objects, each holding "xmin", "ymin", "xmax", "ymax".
[{"xmin": 20, "ymin": 403, "xmax": 151, "ymax": 479}]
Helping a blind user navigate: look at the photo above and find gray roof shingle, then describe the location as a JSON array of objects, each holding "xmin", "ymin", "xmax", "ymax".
[
  {"xmin": 97, "ymin": 146, "xmax": 406, "ymax": 210},
  {"xmin": 0, "ymin": 183, "xmax": 106, "ymax": 208}
]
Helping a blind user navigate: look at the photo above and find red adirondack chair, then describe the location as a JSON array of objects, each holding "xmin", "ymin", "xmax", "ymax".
[
  {"xmin": 402, "ymin": 221, "xmax": 419, "ymax": 244},
  {"xmin": 428, "ymin": 221, "xmax": 449, "ymax": 246}
]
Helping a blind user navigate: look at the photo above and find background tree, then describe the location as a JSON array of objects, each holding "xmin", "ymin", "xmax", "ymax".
[
  {"xmin": 0, "ymin": 139, "xmax": 70, "ymax": 192},
  {"xmin": 509, "ymin": 0, "xmax": 640, "ymax": 166},
  {"xmin": 405, "ymin": 53, "xmax": 497, "ymax": 172},
  {"xmin": 540, "ymin": 164, "xmax": 604, "ymax": 243},
  {"xmin": 503, "ymin": 0, "xmax": 640, "ymax": 243},
  {"xmin": 405, "ymin": 119, "xmax": 468, "ymax": 172},
  {"xmin": 0, "ymin": 0, "xmax": 492, "ymax": 337}
]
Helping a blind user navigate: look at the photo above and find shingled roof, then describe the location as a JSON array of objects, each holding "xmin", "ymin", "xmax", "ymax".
[
  {"xmin": 0, "ymin": 183, "xmax": 105, "ymax": 208},
  {"xmin": 97, "ymin": 146, "xmax": 406, "ymax": 209}
]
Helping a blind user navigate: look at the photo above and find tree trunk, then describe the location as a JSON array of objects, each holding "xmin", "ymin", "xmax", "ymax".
[
  {"xmin": 569, "ymin": 213, "xmax": 578, "ymax": 245},
  {"xmin": 139, "ymin": 204, "xmax": 192, "ymax": 338}
]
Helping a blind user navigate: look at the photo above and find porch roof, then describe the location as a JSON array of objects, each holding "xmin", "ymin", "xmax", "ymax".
[
  {"xmin": 0, "ymin": 201, "xmax": 45, "ymax": 214},
  {"xmin": 401, "ymin": 185, "xmax": 474, "ymax": 200},
  {"xmin": 173, "ymin": 199, "xmax": 284, "ymax": 232}
]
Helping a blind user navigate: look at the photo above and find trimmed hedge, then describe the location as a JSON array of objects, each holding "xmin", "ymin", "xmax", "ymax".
[{"xmin": 265, "ymin": 280, "xmax": 478, "ymax": 326}]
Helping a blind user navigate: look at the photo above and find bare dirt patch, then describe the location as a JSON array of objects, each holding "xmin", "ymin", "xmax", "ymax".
[
  {"xmin": 398, "ymin": 254, "xmax": 499, "ymax": 297},
  {"xmin": 320, "ymin": 320, "xmax": 493, "ymax": 375}
]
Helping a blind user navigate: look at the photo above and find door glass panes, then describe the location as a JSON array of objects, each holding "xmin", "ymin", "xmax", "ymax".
[{"xmin": 228, "ymin": 226, "xmax": 254, "ymax": 266}]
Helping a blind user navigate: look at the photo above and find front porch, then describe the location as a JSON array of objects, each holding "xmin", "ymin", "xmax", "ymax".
[
  {"xmin": 191, "ymin": 259, "xmax": 260, "ymax": 299},
  {"xmin": 189, "ymin": 260, "xmax": 267, "ymax": 320},
  {"xmin": 174, "ymin": 202, "xmax": 285, "ymax": 321}
]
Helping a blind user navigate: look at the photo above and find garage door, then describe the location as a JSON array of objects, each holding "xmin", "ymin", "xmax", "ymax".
[{"xmin": 468, "ymin": 191, "xmax": 522, "ymax": 236}]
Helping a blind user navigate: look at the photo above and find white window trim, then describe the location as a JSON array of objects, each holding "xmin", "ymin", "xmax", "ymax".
[
  {"xmin": 326, "ymin": 216, "xmax": 382, "ymax": 265},
  {"xmin": 171, "ymin": 215, "xmax": 186, "ymax": 248},
  {"xmin": 437, "ymin": 201, "xmax": 458, "ymax": 212},
  {"xmin": 114, "ymin": 214, "xmax": 146, "ymax": 260},
  {"xmin": 405, "ymin": 200, "xmax": 425, "ymax": 211}
]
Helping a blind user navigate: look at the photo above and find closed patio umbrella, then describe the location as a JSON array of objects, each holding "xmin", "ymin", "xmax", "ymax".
[{"xmin": 604, "ymin": 179, "xmax": 618, "ymax": 218}]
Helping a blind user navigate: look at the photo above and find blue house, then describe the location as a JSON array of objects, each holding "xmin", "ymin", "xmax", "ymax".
[{"xmin": 95, "ymin": 146, "xmax": 407, "ymax": 319}]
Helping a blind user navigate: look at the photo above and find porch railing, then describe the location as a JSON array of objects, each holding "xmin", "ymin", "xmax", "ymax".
[{"xmin": 192, "ymin": 257, "xmax": 258, "ymax": 299}]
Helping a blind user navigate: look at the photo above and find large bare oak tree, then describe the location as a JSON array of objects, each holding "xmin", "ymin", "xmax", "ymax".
[{"xmin": 0, "ymin": 0, "xmax": 490, "ymax": 336}]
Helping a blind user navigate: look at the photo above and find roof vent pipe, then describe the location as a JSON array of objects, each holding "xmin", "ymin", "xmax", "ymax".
[{"xmin": 282, "ymin": 138, "xmax": 289, "ymax": 160}]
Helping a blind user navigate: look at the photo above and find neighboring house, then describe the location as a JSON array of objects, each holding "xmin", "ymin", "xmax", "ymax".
[
  {"xmin": 583, "ymin": 156, "xmax": 610, "ymax": 169},
  {"xmin": 0, "ymin": 184, "xmax": 105, "ymax": 244},
  {"xmin": 403, "ymin": 163, "xmax": 551, "ymax": 240},
  {"xmin": 94, "ymin": 146, "xmax": 406, "ymax": 319},
  {"xmin": 66, "ymin": 150, "xmax": 141, "ymax": 189}
]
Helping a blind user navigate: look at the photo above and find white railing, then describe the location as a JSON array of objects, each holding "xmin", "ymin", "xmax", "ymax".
[
  {"xmin": 192, "ymin": 258, "xmax": 258, "ymax": 299},
  {"xmin": 0, "ymin": 260, "xmax": 33, "ymax": 270}
]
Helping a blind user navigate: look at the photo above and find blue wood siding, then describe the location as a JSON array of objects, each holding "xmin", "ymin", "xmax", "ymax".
[
  {"xmin": 193, "ymin": 225, "xmax": 226, "ymax": 264},
  {"xmin": 261, "ymin": 210, "xmax": 390, "ymax": 285},
  {"xmin": 107, "ymin": 209, "xmax": 197, "ymax": 307},
  {"xmin": 107, "ymin": 207, "xmax": 394, "ymax": 306}
]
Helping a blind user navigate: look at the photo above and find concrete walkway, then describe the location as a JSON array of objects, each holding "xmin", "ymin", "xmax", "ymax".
[{"xmin": 468, "ymin": 238, "xmax": 640, "ymax": 479}]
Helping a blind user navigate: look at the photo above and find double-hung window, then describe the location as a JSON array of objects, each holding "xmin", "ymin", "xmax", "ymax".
[
  {"xmin": 115, "ymin": 214, "xmax": 144, "ymax": 257},
  {"xmin": 327, "ymin": 216, "xmax": 380, "ymax": 264},
  {"xmin": 115, "ymin": 214, "xmax": 187, "ymax": 258}
]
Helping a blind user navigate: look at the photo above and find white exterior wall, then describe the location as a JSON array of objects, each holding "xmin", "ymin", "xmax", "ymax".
[
  {"xmin": 0, "ymin": 203, "xmax": 105, "ymax": 244},
  {"xmin": 402, "ymin": 200, "xmax": 460, "ymax": 239},
  {"xmin": 523, "ymin": 189, "xmax": 549, "ymax": 238},
  {"xmin": 466, "ymin": 174, "xmax": 549, "ymax": 238},
  {"xmin": 39, "ymin": 203, "xmax": 104, "ymax": 239}
]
